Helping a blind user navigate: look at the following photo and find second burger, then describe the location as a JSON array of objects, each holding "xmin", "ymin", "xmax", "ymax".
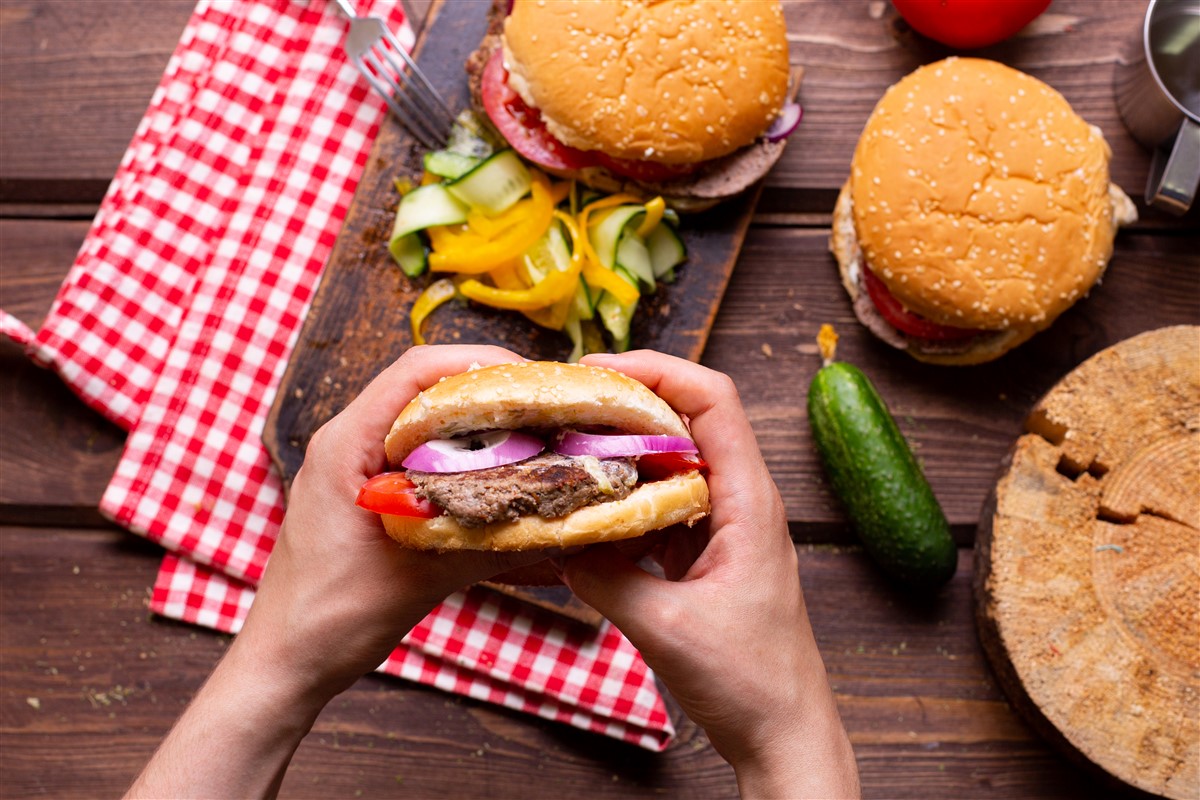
[{"xmin": 832, "ymin": 57, "xmax": 1138, "ymax": 366}]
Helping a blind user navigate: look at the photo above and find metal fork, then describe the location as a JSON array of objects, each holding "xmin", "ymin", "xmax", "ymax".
[{"xmin": 334, "ymin": 0, "xmax": 455, "ymax": 149}]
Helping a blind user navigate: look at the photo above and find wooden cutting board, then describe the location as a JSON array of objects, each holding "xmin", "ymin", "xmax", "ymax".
[
  {"xmin": 262, "ymin": 0, "xmax": 767, "ymax": 624},
  {"xmin": 975, "ymin": 326, "xmax": 1199, "ymax": 799}
]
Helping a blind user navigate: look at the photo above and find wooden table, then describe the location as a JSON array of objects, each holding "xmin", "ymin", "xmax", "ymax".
[{"xmin": 2, "ymin": 1, "xmax": 1196, "ymax": 797}]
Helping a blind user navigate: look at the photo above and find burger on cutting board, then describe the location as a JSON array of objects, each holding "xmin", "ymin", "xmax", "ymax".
[
  {"xmin": 833, "ymin": 57, "xmax": 1138, "ymax": 365},
  {"xmin": 467, "ymin": 0, "xmax": 800, "ymax": 211}
]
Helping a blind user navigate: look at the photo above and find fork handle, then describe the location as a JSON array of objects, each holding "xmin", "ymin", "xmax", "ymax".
[{"xmin": 333, "ymin": 0, "xmax": 359, "ymax": 19}]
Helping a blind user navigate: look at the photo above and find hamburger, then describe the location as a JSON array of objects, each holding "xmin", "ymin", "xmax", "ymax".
[
  {"xmin": 356, "ymin": 361, "xmax": 710, "ymax": 567},
  {"xmin": 831, "ymin": 57, "xmax": 1138, "ymax": 365},
  {"xmin": 466, "ymin": 0, "xmax": 797, "ymax": 211}
]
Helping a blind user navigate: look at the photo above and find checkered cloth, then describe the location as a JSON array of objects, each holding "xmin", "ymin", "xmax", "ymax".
[{"xmin": 1, "ymin": 0, "xmax": 672, "ymax": 751}]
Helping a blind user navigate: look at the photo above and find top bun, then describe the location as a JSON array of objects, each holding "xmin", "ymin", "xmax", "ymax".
[
  {"xmin": 384, "ymin": 360, "xmax": 691, "ymax": 466},
  {"xmin": 849, "ymin": 58, "xmax": 1124, "ymax": 332},
  {"xmin": 502, "ymin": 0, "xmax": 790, "ymax": 165}
]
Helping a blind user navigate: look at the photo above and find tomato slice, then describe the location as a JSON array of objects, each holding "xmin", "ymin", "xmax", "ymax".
[
  {"xmin": 356, "ymin": 472, "xmax": 439, "ymax": 518},
  {"xmin": 480, "ymin": 49, "xmax": 703, "ymax": 183},
  {"xmin": 480, "ymin": 49, "xmax": 598, "ymax": 172},
  {"xmin": 637, "ymin": 452, "xmax": 709, "ymax": 482},
  {"xmin": 861, "ymin": 266, "xmax": 979, "ymax": 342}
]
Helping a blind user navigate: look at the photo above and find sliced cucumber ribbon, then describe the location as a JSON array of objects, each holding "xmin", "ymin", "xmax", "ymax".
[{"xmin": 387, "ymin": 133, "xmax": 687, "ymax": 359}]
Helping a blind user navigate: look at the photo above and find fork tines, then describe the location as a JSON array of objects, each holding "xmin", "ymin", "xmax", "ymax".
[{"xmin": 347, "ymin": 17, "xmax": 455, "ymax": 149}]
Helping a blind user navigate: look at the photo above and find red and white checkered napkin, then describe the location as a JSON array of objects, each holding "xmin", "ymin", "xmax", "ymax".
[{"xmin": 3, "ymin": 0, "xmax": 672, "ymax": 751}]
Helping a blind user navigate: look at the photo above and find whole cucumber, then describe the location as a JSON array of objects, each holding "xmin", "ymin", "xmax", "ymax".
[{"xmin": 807, "ymin": 361, "xmax": 957, "ymax": 590}]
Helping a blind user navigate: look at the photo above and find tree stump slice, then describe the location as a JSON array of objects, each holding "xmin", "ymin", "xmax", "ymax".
[{"xmin": 976, "ymin": 325, "xmax": 1200, "ymax": 799}]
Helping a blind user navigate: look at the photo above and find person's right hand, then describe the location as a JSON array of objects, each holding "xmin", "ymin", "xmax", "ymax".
[{"xmin": 558, "ymin": 351, "xmax": 859, "ymax": 799}]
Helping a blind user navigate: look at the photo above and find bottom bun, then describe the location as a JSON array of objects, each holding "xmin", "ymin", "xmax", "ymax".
[{"xmin": 381, "ymin": 470, "xmax": 710, "ymax": 553}]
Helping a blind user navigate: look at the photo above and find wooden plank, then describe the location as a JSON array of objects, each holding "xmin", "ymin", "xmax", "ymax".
[
  {"xmin": 0, "ymin": 527, "xmax": 1147, "ymax": 796},
  {"xmin": 0, "ymin": 219, "xmax": 91, "ymax": 329},
  {"xmin": 0, "ymin": 220, "xmax": 1195, "ymax": 530},
  {"xmin": 0, "ymin": 0, "xmax": 194, "ymax": 196},
  {"xmin": 0, "ymin": 527, "xmax": 1141, "ymax": 798},
  {"xmin": 698, "ymin": 226, "xmax": 1200, "ymax": 537},
  {"xmin": 0, "ymin": 340, "xmax": 125, "ymax": 525}
]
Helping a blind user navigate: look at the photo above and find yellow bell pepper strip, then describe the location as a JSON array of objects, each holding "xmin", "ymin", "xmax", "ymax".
[
  {"xmin": 577, "ymin": 193, "xmax": 644, "ymax": 306},
  {"xmin": 553, "ymin": 209, "xmax": 586, "ymax": 271},
  {"xmin": 425, "ymin": 223, "xmax": 473, "ymax": 253},
  {"xmin": 429, "ymin": 172, "xmax": 555, "ymax": 274},
  {"xmin": 409, "ymin": 278, "xmax": 458, "ymax": 345},
  {"xmin": 549, "ymin": 179, "xmax": 571, "ymax": 205},
  {"xmin": 465, "ymin": 190, "xmax": 538, "ymax": 239},
  {"xmin": 459, "ymin": 213, "xmax": 581, "ymax": 313},
  {"xmin": 523, "ymin": 291, "xmax": 573, "ymax": 330},
  {"xmin": 488, "ymin": 260, "xmax": 526, "ymax": 290},
  {"xmin": 581, "ymin": 257, "xmax": 640, "ymax": 306},
  {"xmin": 459, "ymin": 265, "xmax": 578, "ymax": 311},
  {"xmin": 518, "ymin": 210, "xmax": 588, "ymax": 330},
  {"xmin": 635, "ymin": 196, "xmax": 666, "ymax": 238}
]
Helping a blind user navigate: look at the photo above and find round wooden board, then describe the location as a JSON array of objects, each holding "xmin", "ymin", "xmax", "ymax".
[{"xmin": 975, "ymin": 326, "xmax": 1199, "ymax": 799}]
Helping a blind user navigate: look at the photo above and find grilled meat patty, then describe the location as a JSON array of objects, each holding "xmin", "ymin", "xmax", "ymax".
[{"xmin": 407, "ymin": 452, "xmax": 637, "ymax": 528}]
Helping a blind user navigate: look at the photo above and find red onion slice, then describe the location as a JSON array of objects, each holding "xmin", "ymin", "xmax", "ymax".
[
  {"xmin": 402, "ymin": 430, "xmax": 544, "ymax": 473},
  {"xmin": 765, "ymin": 102, "xmax": 803, "ymax": 143},
  {"xmin": 553, "ymin": 431, "xmax": 697, "ymax": 458}
]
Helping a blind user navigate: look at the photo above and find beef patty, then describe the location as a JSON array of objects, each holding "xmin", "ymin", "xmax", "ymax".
[{"xmin": 407, "ymin": 452, "xmax": 637, "ymax": 528}]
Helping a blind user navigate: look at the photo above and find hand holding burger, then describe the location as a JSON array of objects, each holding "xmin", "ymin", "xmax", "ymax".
[
  {"xmin": 557, "ymin": 351, "xmax": 860, "ymax": 798},
  {"xmin": 125, "ymin": 345, "xmax": 856, "ymax": 797},
  {"xmin": 357, "ymin": 357, "xmax": 711, "ymax": 582},
  {"xmin": 833, "ymin": 57, "xmax": 1138, "ymax": 365}
]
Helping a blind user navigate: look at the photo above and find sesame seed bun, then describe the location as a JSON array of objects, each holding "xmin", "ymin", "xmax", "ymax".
[
  {"xmin": 834, "ymin": 57, "xmax": 1137, "ymax": 364},
  {"xmin": 502, "ymin": 0, "xmax": 790, "ymax": 165},
  {"xmin": 378, "ymin": 361, "xmax": 710, "ymax": 569},
  {"xmin": 384, "ymin": 361, "xmax": 691, "ymax": 465}
]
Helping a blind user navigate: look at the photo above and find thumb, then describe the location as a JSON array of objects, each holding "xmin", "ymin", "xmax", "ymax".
[{"xmin": 558, "ymin": 543, "xmax": 662, "ymax": 635}]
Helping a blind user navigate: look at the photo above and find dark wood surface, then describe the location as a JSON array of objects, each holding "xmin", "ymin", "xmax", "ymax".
[{"xmin": 2, "ymin": 1, "xmax": 1196, "ymax": 798}]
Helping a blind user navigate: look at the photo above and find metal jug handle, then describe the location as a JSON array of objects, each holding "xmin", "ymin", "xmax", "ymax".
[{"xmin": 1146, "ymin": 116, "xmax": 1200, "ymax": 216}]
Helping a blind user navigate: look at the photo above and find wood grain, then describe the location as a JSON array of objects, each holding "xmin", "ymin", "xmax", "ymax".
[
  {"xmin": 976, "ymin": 327, "xmax": 1199, "ymax": 799},
  {"xmin": 1, "ymin": 0, "xmax": 1196, "ymax": 797},
  {"xmin": 1, "ymin": 526, "xmax": 1139, "ymax": 799},
  {"xmin": 0, "ymin": 0, "xmax": 194, "ymax": 199}
]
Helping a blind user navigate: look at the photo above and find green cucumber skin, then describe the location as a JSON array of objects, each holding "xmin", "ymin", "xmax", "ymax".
[{"xmin": 807, "ymin": 362, "xmax": 957, "ymax": 590}]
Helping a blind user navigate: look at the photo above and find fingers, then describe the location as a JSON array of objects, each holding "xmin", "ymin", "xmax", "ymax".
[
  {"xmin": 312, "ymin": 345, "xmax": 525, "ymax": 477},
  {"xmin": 557, "ymin": 544, "xmax": 664, "ymax": 637},
  {"xmin": 348, "ymin": 345, "xmax": 526, "ymax": 444},
  {"xmin": 582, "ymin": 351, "xmax": 775, "ymax": 527},
  {"xmin": 580, "ymin": 351, "xmax": 764, "ymax": 475}
]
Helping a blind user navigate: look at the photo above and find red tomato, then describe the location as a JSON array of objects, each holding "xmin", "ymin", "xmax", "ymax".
[
  {"xmin": 480, "ymin": 49, "xmax": 598, "ymax": 172},
  {"xmin": 637, "ymin": 452, "xmax": 709, "ymax": 482},
  {"xmin": 356, "ymin": 472, "xmax": 439, "ymax": 518},
  {"xmin": 891, "ymin": 0, "xmax": 1051, "ymax": 49},
  {"xmin": 862, "ymin": 266, "xmax": 979, "ymax": 341}
]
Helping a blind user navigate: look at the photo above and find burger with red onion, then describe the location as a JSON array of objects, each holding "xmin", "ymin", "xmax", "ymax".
[
  {"xmin": 355, "ymin": 361, "xmax": 710, "ymax": 581},
  {"xmin": 466, "ymin": 0, "xmax": 800, "ymax": 212},
  {"xmin": 832, "ymin": 58, "xmax": 1137, "ymax": 365}
]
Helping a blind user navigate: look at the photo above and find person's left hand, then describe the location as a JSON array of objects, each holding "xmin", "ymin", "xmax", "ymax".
[{"xmin": 236, "ymin": 344, "xmax": 547, "ymax": 702}]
